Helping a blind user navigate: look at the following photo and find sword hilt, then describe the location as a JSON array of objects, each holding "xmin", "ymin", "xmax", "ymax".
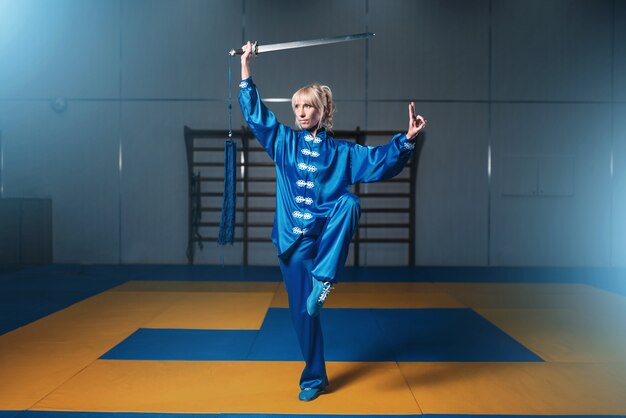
[{"xmin": 228, "ymin": 41, "xmax": 259, "ymax": 56}]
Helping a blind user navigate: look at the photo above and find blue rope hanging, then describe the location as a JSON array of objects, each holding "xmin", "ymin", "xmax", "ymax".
[
  {"xmin": 217, "ymin": 140, "xmax": 236, "ymax": 245},
  {"xmin": 217, "ymin": 55, "xmax": 236, "ymax": 246}
]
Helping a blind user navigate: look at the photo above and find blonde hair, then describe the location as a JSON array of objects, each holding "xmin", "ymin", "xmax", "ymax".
[{"xmin": 291, "ymin": 84, "xmax": 336, "ymax": 131}]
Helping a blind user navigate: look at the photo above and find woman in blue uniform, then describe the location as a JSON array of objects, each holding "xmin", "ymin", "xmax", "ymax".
[{"xmin": 239, "ymin": 42, "xmax": 426, "ymax": 401}]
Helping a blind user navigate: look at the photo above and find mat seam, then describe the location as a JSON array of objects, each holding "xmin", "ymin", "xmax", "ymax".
[
  {"xmin": 369, "ymin": 307, "xmax": 425, "ymax": 414},
  {"xmin": 25, "ymin": 290, "xmax": 188, "ymax": 411}
]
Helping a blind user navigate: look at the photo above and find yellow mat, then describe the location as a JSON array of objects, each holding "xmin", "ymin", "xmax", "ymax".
[
  {"xmin": 144, "ymin": 292, "xmax": 276, "ymax": 329},
  {"xmin": 112, "ymin": 280, "xmax": 280, "ymax": 293},
  {"xmin": 476, "ymin": 308, "xmax": 626, "ymax": 362},
  {"xmin": 32, "ymin": 360, "xmax": 422, "ymax": 415},
  {"xmin": 1, "ymin": 280, "xmax": 625, "ymax": 415},
  {"xmin": 399, "ymin": 361, "xmax": 626, "ymax": 415},
  {"xmin": 434, "ymin": 282, "xmax": 626, "ymax": 310},
  {"xmin": 271, "ymin": 282, "xmax": 466, "ymax": 308}
]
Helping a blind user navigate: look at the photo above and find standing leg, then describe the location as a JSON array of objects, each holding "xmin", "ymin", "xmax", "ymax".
[{"xmin": 278, "ymin": 237, "xmax": 328, "ymax": 397}]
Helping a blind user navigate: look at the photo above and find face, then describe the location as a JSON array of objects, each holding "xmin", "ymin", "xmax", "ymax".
[{"xmin": 293, "ymin": 99, "xmax": 322, "ymax": 131}]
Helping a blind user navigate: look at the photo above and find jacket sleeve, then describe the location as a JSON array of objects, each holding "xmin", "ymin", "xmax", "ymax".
[
  {"xmin": 238, "ymin": 77, "xmax": 287, "ymax": 160},
  {"xmin": 349, "ymin": 133, "xmax": 415, "ymax": 184}
]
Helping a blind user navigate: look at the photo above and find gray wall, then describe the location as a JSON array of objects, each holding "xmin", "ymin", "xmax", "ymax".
[{"xmin": 0, "ymin": 0, "xmax": 624, "ymax": 266}]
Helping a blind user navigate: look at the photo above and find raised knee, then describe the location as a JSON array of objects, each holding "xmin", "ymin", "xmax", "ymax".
[{"xmin": 339, "ymin": 193, "xmax": 360, "ymax": 212}]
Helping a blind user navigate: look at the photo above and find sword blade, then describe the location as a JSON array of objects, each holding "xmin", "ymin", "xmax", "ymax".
[
  {"xmin": 229, "ymin": 32, "xmax": 374, "ymax": 56},
  {"xmin": 259, "ymin": 32, "xmax": 374, "ymax": 54}
]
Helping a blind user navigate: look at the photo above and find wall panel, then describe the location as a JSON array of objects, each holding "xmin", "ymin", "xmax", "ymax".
[
  {"xmin": 491, "ymin": 103, "xmax": 612, "ymax": 265},
  {"xmin": 0, "ymin": 101, "xmax": 120, "ymax": 263},
  {"xmin": 121, "ymin": 0, "xmax": 242, "ymax": 99},
  {"xmin": 492, "ymin": 0, "xmax": 613, "ymax": 101},
  {"xmin": 245, "ymin": 0, "xmax": 367, "ymax": 100},
  {"xmin": 0, "ymin": 0, "xmax": 622, "ymax": 267},
  {"xmin": 612, "ymin": 104, "xmax": 626, "ymax": 266},
  {"xmin": 368, "ymin": 101, "xmax": 489, "ymax": 266},
  {"xmin": 368, "ymin": 0, "xmax": 490, "ymax": 101},
  {"xmin": 0, "ymin": 0, "xmax": 120, "ymax": 99},
  {"xmin": 615, "ymin": 0, "xmax": 626, "ymax": 102}
]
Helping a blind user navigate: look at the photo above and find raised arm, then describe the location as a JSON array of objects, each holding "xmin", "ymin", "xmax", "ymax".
[
  {"xmin": 238, "ymin": 42, "xmax": 286, "ymax": 159},
  {"xmin": 348, "ymin": 134, "xmax": 414, "ymax": 184},
  {"xmin": 349, "ymin": 103, "xmax": 426, "ymax": 184}
]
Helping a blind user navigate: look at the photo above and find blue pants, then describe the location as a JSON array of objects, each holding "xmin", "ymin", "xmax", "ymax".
[{"xmin": 278, "ymin": 193, "xmax": 361, "ymax": 389}]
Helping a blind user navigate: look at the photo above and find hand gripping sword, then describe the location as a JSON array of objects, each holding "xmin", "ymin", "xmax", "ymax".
[{"xmin": 229, "ymin": 32, "xmax": 375, "ymax": 56}]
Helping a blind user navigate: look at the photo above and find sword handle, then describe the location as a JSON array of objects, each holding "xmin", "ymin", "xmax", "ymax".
[{"xmin": 228, "ymin": 41, "xmax": 258, "ymax": 56}]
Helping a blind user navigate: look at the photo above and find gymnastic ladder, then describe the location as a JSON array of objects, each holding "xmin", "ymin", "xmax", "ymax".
[{"xmin": 184, "ymin": 126, "xmax": 418, "ymax": 266}]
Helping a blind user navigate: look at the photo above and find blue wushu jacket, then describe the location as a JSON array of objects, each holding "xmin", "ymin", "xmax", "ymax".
[{"xmin": 239, "ymin": 77, "xmax": 415, "ymax": 256}]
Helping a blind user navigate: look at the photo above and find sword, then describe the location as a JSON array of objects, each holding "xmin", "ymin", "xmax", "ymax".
[{"xmin": 228, "ymin": 32, "xmax": 375, "ymax": 56}]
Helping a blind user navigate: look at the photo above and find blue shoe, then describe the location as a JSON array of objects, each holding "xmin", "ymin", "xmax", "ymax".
[
  {"xmin": 306, "ymin": 279, "xmax": 333, "ymax": 317},
  {"xmin": 298, "ymin": 387, "xmax": 325, "ymax": 401}
]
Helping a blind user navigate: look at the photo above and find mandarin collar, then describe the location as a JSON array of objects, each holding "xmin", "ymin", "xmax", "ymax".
[{"xmin": 302, "ymin": 128, "xmax": 327, "ymax": 140}]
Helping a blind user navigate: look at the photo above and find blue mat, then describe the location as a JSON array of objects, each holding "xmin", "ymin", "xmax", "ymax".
[
  {"xmin": 101, "ymin": 308, "xmax": 542, "ymax": 362},
  {"xmin": 3, "ymin": 264, "xmax": 624, "ymax": 338},
  {"xmin": 0, "ymin": 264, "xmax": 284, "ymax": 336},
  {"xmin": 0, "ymin": 266, "xmax": 128, "ymax": 335}
]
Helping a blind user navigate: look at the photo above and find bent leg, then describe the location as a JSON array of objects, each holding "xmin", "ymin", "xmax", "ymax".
[
  {"xmin": 312, "ymin": 193, "xmax": 361, "ymax": 283},
  {"xmin": 278, "ymin": 237, "xmax": 328, "ymax": 390}
]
